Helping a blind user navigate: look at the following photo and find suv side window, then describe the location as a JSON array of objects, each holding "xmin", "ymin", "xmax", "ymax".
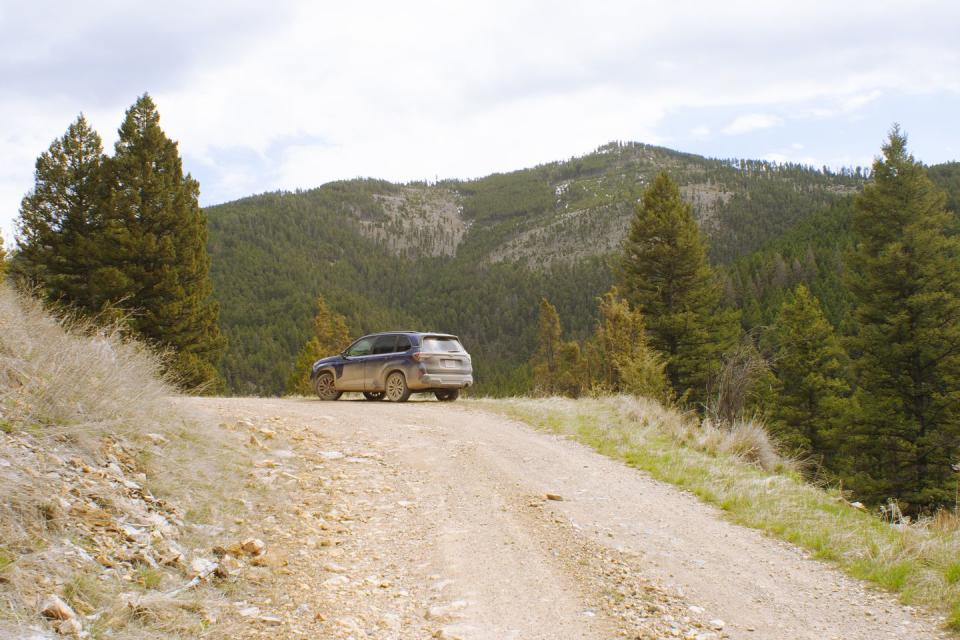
[
  {"xmin": 395, "ymin": 336, "xmax": 412, "ymax": 352},
  {"xmin": 345, "ymin": 337, "xmax": 375, "ymax": 357},
  {"xmin": 372, "ymin": 335, "xmax": 397, "ymax": 355}
]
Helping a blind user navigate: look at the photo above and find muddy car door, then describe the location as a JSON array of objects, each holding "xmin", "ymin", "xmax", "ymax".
[
  {"xmin": 339, "ymin": 336, "xmax": 375, "ymax": 391},
  {"xmin": 363, "ymin": 334, "xmax": 398, "ymax": 391}
]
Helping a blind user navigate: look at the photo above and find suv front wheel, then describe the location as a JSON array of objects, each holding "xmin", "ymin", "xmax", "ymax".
[
  {"xmin": 314, "ymin": 372, "xmax": 342, "ymax": 401},
  {"xmin": 384, "ymin": 372, "xmax": 411, "ymax": 402}
]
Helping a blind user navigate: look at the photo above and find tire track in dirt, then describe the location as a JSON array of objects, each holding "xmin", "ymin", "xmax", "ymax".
[{"xmin": 187, "ymin": 398, "xmax": 948, "ymax": 640}]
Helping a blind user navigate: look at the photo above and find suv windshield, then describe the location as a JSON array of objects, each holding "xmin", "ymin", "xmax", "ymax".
[
  {"xmin": 345, "ymin": 337, "xmax": 374, "ymax": 357},
  {"xmin": 422, "ymin": 337, "xmax": 463, "ymax": 353}
]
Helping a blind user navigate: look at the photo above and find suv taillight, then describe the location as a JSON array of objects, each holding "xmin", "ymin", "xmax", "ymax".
[{"xmin": 412, "ymin": 351, "xmax": 426, "ymax": 362}]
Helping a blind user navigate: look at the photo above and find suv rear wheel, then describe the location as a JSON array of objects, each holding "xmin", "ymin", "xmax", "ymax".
[
  {"xmin": 384, "ymin": 372, "xmax": 411, "ymax": 402},
  {"xmin": 435, "ymin": 389, "xmax": 460, "ymax": 402},
  {"xmin": 314, "ymin": 372, "xmax": 341, "ymax": 401}
]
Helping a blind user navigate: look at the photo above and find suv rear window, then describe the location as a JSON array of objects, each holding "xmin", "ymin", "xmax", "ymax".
[
  {"xmin": 372, "ymin": 335, "xmax": 397, "ymax": 355},
  {"xmin": 422, "ymin": 337, "xmax": 464, "ymax": 353}
]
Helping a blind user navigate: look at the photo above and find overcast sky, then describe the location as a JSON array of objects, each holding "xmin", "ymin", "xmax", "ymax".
[{"xmin": 2, "ymin": 1, "xmax": 959, "ymax": 246}]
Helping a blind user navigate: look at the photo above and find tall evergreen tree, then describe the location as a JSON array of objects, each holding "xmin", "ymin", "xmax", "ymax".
[
  {"xmin": 845, "ymin": 127, "xmax": 960, "ymax": 510},
  {"xmin": 593, "ymin": 289, "xmax": 669, "ymax": 400},
  {"xmin": 769, "ymin": 284, "xmax": 850, "ymax": 460},
  {"xmin": 97, "ymin": 94, "xmax": 225, "ymax": 391},
  {"xmin": 531, "ymin": 298, "xmax": 562, "ymax": 395},
  {"xmin": 618, "ymin": 171, "xmax": 739, "ymax": 405},
  {"xmin": 554, "ymin": 340, "xmax": 588, "ymax": 398},
  {"xmin": 286, "ymin": 296, "xmax": 351, "ymax": 395},
  {"xmin": 13, "ymin": 115, "xmax": 105, "ymax": 307}
]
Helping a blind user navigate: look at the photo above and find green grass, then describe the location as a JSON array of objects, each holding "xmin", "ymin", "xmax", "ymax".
[
  {"xmin": 137, "ymin": 567, "xmax": 164, "ymax": 590},
  {"xmin": 472, "ymin": 396, "xmax": 960, "ymax": 632},
  {"xmin": 0, "ymin": 548, "xmax": 13, "ymax": 572},
  {"xmin": 947, "ymin": 562, "xmax": 960, "ymax": 585}
]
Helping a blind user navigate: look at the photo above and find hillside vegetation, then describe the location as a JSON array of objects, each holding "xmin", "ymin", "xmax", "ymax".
[
  {"xmin": 0, "ymin": 285, "xmax": 293, "ymax": 638},
  {"xmin": 205, "ymin": 142, "xmax": 869, "ymax": 395}
]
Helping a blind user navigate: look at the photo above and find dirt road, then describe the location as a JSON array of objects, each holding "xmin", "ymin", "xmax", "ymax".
[{"xmin": 188, "ymin": 397, "xmax": 947, "ymax": 640}]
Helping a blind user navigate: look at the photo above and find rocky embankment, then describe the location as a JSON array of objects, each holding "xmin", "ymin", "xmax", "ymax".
[{"xmin": 0, "ymin": 416, "xmax": 292, "ymax": 638}]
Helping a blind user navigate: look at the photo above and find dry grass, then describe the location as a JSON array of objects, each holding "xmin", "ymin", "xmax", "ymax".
[
  {"xmin": 0, "ymin": 285, "xmax": 177, "ymax": 442},
  {"xmin": 489, "ymin": 395, "xmax": 789, "ymax": 472},
  {"xmin": 0, "ymin": 285, "xmax": 252, "ymax": 638},
  {"xmin": 474, "ymin": 395, "xmax": 960, "ymax": 631}
]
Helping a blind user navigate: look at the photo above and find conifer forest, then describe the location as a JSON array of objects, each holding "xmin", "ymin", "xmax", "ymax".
[{"xmin": 9, "ymin": 98, "xmax": 960, "ymax": 512}]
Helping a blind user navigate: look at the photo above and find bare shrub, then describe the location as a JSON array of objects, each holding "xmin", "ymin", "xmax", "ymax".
[{"xmin": 705, "ymin": 335, "xmax": 772, "ymax": 426}]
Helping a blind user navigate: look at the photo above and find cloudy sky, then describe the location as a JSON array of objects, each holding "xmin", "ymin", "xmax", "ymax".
[{"xmin": 2, "ymin": 0, "xmax": 958, "ymax": 246}]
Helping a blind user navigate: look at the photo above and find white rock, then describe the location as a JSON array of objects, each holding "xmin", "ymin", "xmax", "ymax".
[
  {"xmin": 426, "ymin": 600, "xmax": 469, "ymax": 622},
  {"xmin": 241, "ymin": 538, "xmax": 266, "ymax": 556},
  {"xmin": 380, "ymin": 613, "xmax": 402, "ymax": 630},
  {"xmin": 120, "ymin": 524, "xmax": 147, "ymax": 541},
  {"xmin": 320, "ymin": 451, "xmax": 345, "ymax": 460},
  {"xmin": 144, "ymin": 433, "xmax": 169, "ymax": 446},
  {"xmin": 709, "ymin": 619, "xmax": 725, "ymax": 630},
  {"xmin": 435, "ymin": 623, "xmax": 478, "ymax": 639},
  {"xmin": 257, "ymin": 615, "xmax": 282, "ymax": 626},
  {"xmin": 189, "ymin": 557, "xmax": 218, "ymax": 578},
  {"xmin": 40, "ymin": 595, "xmax": 76, "ymax": 621},
  {"xmin": 432, "ymin": 578, "xmax": 455, "ymax": 592},
  {"xmin": 56, "ymin": 617, "xmax": 83, "ymax": 636},
  {"xmin": 323, "ymin": 575, "xmax": 350, "ymax": 587},
  {"xmin": 323, "ymin": 561, "xmax": 347, "ymax": 573},
  {"xmin": 337, "ymin": 617, "xmax": 366, "ymax": 635}
]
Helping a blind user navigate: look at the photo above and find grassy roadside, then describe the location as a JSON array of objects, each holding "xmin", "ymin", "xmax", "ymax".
[{"xmin": 470, "ymin": 395, "xmax": 960, "ymax": 631}]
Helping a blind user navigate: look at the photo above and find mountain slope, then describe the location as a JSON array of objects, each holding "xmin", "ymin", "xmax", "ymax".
[
  {"xmin": 724, "ymin": 161, "xmax": 960, "ymax": 333},
  {"xmin": 205, "ymin": 141, "xmax": 872, "ymax": 395}
]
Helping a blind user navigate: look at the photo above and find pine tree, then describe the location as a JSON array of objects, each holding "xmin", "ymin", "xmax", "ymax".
[
  {"xmin": 769, "ymin": 285, "xmax": 850, "ymax": 460},
  {"xmin": 554, "ymin": 340, "xmax": 587, "ymax": 398},
  {"xmin": 593, "ymin": 289, "xmax": 669, "ymax": 400},
  {"xmin": 530, "ymin": 298, "xmax": 562, "ymax": 395},
  {"xmin": 845, "ymin": 126, "xmax": 960, "ymax": 510},
  {"xmin": 618, "ymin": 172, "xmax": 739, "ymax": 406},
  {"xmin": 97, "ymin": 94, "xmax": 225, "ymax": 391},
  {"xmin": 311, "ymin": 296, "xmax": 351, "ymax": 355},
  {"xmin": 13, "ymin": 115, "xmax": 105, "ymax": 307},
  {"xmin": 286, "ymin": 296, "xmax": 351, "ymax": 394}
]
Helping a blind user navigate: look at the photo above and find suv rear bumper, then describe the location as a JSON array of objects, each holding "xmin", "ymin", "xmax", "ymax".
[{"xmin": 413, "ymin": 373, "xmax": 473, "ymax": 390}]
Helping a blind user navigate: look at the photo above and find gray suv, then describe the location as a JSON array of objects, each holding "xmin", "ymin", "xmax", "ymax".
[{"xmin": 310, "ymin": 331, "xmax": 473, "ymax": 402}]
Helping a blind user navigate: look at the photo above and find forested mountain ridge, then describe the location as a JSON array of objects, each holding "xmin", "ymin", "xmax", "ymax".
[
  {"xmin": 203, "ymin": 141, "xmax": 957, "ymax": 396},
  {"xmin": 725, "ymin": 161, "xmax": 960, "ymax": 333}
]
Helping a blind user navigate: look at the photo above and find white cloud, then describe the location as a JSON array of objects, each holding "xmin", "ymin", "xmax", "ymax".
[
  {"xmin": 2, "ymin": 0, "xmax": 960, "ymax": 246},
  {"xmin": 722, "ymin": 114, "xmax": 785, "ymax": 136}
]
